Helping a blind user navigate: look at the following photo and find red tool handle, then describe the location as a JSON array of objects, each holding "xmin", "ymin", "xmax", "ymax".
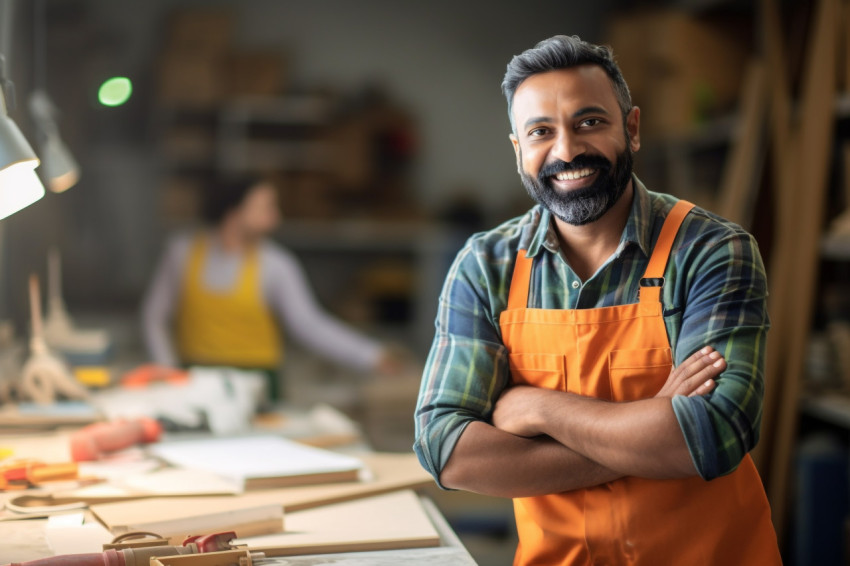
[{"xmin": 69, "ymin": 418, "xmax": 162, "ymax": 461}]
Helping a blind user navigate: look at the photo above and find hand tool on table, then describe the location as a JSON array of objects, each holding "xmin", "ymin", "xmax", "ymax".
[
  {"xmin": 1, "ymin": 460, "xmax": 81, "ymax": 490},
  {"xmin": 119, "ymin": 365, "xmax": 188, "ymax": 389},
  {"xmin": 69, "ymin": 417, "xmax": 162, "ymax": 461},
  {"xmin": 5, "ymin": 531, "xmax": 263, "ymax": 566},
  {"xmin": 43, "ymin": 248, "xmax": 113, "ymax": 367},
  {"xmin": 20, "ymin": 274, "xmax": 89, "ymax": 404}
]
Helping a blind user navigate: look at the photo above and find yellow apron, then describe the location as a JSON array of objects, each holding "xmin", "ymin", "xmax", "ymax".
[
  {"xmin": 175, "ymin": 235, "xmax": 282, "ymax": 369},
  {"xmin": 499, "ymin": 201, "xmax": 781, "ymax": 565}
]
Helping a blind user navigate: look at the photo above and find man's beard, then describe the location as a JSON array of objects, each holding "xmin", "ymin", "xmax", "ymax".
[{"xmin": 519, "ymin": 147, "xmax": 633, "ymax": 226}]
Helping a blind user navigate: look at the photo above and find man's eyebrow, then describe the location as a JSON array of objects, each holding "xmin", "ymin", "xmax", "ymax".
[
  {"xmin": 522, "ymin": 116, "xmax": 552, "ymax": 130},
  {"xmin": 522, "ymin": 106, "xmax": 612, "ymax": 130},
  {"xmin": 572, "ymin": 106, "xmax": 610, "ymax": 118}
]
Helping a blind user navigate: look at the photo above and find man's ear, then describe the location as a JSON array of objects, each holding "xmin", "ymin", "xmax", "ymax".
[
  {"xmin": 626, "ymin": 106, "xmax": 641, "ymax": 152},
  {"xmin": 510, "ymin": 133, "xmax": 521, "ymax": 174}
]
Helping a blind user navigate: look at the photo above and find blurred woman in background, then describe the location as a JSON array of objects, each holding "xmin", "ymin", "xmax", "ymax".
[{"xmin": 141, "ymin": 176, "xmax": 401, "ymax": 400}]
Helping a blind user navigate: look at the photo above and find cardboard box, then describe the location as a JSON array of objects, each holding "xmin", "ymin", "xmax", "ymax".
[
  {"xmin": 165, "ymin": 9, "xmax": 233, "ymax": 54},
  {"xmin": 160, "ymin": 177, "xmax": 201, "ymax": 221},
  {"xmin": 161, "ymin": 125, "xmax": 215, "ymax": 163},
  {"xmin": 605, "ymin": 10, "xmax": 750, "ymax": 136},
  {"xmin": 279, "ymin": 172, "xmax": 336, "ymax": 219},
  {"xmin": 222, "ymin": 51, "xmax": 287, "ymax": 98},
  {"xmin": 157, "ymin": 50, "xmax": 223, "ymax": 107}
]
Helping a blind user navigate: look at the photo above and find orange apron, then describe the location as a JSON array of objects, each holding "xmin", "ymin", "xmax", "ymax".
[
  {"xmin": 175, "ymin": 235, "xmax": 282, "ymax": 369},
  {"xmin": 499, "ymin": 201, "xmax": 781, "ymax": 566}
]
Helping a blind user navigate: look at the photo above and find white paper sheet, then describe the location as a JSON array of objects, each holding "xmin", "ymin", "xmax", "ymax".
[{"xmin": 148, "ymin": 435, "xmax": 363, "ymax": 488}]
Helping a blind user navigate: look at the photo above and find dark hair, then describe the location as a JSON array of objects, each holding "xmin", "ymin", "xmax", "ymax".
[
  {"xmin": 201, "ymin": 176, "xmax": 267, "ymax": 225},
  {"xmin": 502, "ymin": 35, "xmax": 632, "ymax": 131}
]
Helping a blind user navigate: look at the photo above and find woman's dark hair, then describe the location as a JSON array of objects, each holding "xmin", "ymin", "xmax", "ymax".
[
  {"xmin": 201, "ymin": 176, "xmax": 266, "ymax": 225},
  {"xmin": 501, "ymin": 35, "xmax": 632, "ymax": 131}
]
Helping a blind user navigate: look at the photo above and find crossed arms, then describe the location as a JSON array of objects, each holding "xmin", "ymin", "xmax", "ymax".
[{"xmin": 439, "ymin": 347, "xmax": 725, "ymax": 498}]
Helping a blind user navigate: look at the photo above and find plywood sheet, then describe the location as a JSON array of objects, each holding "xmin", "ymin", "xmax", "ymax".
[
  {"xmin": 234, "ymin": 490, "xmax": 440, "ymax": 556},
  {"xmin": 90, "ymin": 497, "xmax": 283, "ymax": 543},
  {"xmin": 57, "ymin": 452, "xmax": 430, "ymax": 509}
]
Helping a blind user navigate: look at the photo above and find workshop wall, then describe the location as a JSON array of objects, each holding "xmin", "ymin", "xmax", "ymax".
[{"xmin": 0, "ymin": 0, "xmax": 615, "ymax": 324}]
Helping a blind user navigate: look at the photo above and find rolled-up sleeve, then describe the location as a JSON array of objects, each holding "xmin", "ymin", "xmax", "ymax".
[
  {"xmin": 413, "ymin": 245, "xmax": 511, "ymax": 488},
  {"xmin": 670, "ymin": 231, "xmax": 770, "ymax": 480}
]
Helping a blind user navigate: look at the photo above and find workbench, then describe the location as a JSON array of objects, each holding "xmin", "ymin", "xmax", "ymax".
[
  {"xmin": 0, "ymin": 494, "xmax": 475, "ymax": 565},
  {"xmin": 0, "ymin": 407, "xmax": 477, "ymax": 565}
]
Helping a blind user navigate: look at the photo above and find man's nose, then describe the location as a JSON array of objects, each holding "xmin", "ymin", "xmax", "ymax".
[{"xmin": 551, "ymin": 130, "xmax": 586, "ymax": 163}]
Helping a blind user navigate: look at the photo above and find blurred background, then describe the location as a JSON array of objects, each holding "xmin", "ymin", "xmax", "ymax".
[{"xmin": 2, "ymin": 0, "xmax": 850, "ymax": 564}]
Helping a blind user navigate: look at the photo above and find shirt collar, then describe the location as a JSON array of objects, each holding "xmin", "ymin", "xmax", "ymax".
[{"xmin": 525, "ymin": 174, "xmax": 654, "ymax": 259}]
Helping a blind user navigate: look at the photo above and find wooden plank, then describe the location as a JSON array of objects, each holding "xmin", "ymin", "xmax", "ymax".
[
  {"xmin": 717, "ymin": 59, "xmax": 768, "ymax": 229},
  {"xmin": 90, "ymin": 498, "xmax": 283, "ymax": 544},
  {"xmin": 752, "ymin": 0, "xmax": 805, "ymax": 479},
  {"xmin": 274, "ymin": 451, "xmax": 434, "ymax": 512},
  {"xmin": 234, "ymin": 490, "xmax": 441, "ymax": 557},
  {"xmin": 844, "ymin": 0, "xmax": 850, "ymax": 93},
  {"xmin": 845, "ymin": 142, "xmax": 850, "ymax": 208},
  {"xmin": 767, "ymin": 0, "xmax": 840, "ymax": 541},
  {"xmin": 56, "ymin": 452, "xmax": 432, "ymax": 510}
]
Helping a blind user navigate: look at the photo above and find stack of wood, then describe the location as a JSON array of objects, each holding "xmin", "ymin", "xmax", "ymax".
[{"xmin": 716, "ymin": 0, "xmax": 848, "ymax": 547}]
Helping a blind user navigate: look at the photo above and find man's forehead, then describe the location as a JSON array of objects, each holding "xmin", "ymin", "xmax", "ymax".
[{"xmin": 511, "ymin": 65, "xmax": 619, "ymax": 119}]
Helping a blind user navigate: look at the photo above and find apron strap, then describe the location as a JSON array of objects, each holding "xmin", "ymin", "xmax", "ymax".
[
  {"xmin": 640, "ymin": 200, "xmax": 695, "ymax": 303},
  {"xmin": 507, "ymin": 250, "xmax": 534, "ymax": 310},
  {"xmin": 507, "ymin": 200, "xmax": 694, "ymax": 309}
]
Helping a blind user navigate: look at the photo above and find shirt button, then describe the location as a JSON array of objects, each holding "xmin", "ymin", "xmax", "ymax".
[{"xmin": 571, "ymin": 281, "xmax": 580, "ymax": 289}]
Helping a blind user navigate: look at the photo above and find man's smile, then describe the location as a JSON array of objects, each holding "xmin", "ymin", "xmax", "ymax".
[
  {"xmin": 553, "ymin": 168, "xmax": 596, "ymax": 181},
  {"xmin": 549, "ymin": 167, "xmax": 599, "ymax": 190}
]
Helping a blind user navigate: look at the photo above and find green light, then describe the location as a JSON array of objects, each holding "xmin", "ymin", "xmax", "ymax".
[{"xmin": 98, "ymin": 77, "xmax": 133, "ymax": 107}]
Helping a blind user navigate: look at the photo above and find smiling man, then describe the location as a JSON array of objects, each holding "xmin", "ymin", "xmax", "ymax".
[{"xmin": 414, "ymin": 35, "xmax": 782, "ymax": 565}]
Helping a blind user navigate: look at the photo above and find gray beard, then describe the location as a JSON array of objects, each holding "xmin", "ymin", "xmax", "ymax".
[{"xmin": 518, "ymin": 149, "xmax": 633, "ymax": 226}]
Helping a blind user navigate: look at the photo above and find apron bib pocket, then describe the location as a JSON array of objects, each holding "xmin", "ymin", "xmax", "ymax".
[
  {"xmin": 608, "ymin": 347, "xmax": 672, "ymax": 402},
  {"xmin": 509, "ymin": 352, "xmax": 567, "ymax": 391}
]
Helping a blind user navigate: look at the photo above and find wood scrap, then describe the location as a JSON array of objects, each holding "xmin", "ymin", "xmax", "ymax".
[
  {"xmin": 233, "ymin": 490, "xmax": 440, "ymax": 557},
  {"xmin": 90, "ymin": 497, "xmax": 283, "ymax": 544},
  {"xmin": 765, "ymin": 0, "xmax": 840, "ymax": 541},
  {"xmin": 717, "ymin": 59, "xmax": 767, "ymax": 230},
  {"xmin": 753, "ymin": 0, "xmax": 797, "ymax": 480}
]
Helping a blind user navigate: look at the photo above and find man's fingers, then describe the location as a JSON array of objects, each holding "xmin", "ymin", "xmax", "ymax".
[
  {"xmin": 679, "ymin": 357, "xmax": 726, "ymax": 395},
  {"xmin": 672, "ymin": 347, "xmax": 725, "ymax": 379},
  {"xmin": 659, "ymin": 346, "xmax": 726, "ymax": 398},
  {"xmin": 678, "ymin": 346, "xmax": 717, "ymax": 372},
  {"xmin": 688, "ymin": 378, "xmax": 717, "ymax": 397}
]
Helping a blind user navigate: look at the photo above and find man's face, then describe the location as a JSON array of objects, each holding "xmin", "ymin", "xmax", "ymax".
[{"xmin": 509, "ymin": 65, "xmax": 640, "ymax": 226}]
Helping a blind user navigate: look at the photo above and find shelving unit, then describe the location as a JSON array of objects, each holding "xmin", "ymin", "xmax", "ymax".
[
  {"xmin": 275, "ymin": 219, "xmax": 458, "ymax": 355},
  {"xmin": 638, "ymin": 112, "xmax": 741, "ymax": 211},
  {"xmin": 801, "ymin": 393, "xmax": 850, "ymax": 430},
  {"xmin": 216, "ymin": 95, "xmax": 333, "ymax": 175}
]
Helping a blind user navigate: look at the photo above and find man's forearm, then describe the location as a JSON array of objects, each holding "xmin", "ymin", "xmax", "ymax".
[
  {"xmin": 439, "ymin": 421, "xmax": 622, "ymax": 498},
  {"xmin": 535, "ymin": 393, "xmax": 696, "ymax": 478}
]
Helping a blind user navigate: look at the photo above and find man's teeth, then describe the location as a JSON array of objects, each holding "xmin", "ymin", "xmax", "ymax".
[{"xmin": 554, "ymin": 168, "xmax": 595, "ymax": 181}]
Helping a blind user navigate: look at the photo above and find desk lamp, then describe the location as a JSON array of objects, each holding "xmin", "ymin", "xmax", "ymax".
[
  {"xmin": 29, "ymin": 91, "xmax": 78, "ymax": 193},
  {"xmin": 0, "ymin": 57, "xmax": 44, "ymax": 220}
]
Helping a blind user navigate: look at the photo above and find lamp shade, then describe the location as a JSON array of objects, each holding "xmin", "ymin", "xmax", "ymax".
[
  {"xmin": 39, "ymin": 133, "xmax": 78, "ymax": 193},
  {"xmin": 29, "ymin": 91, "xmax": 79, "ymax": 193},
  {"xmin": 0, "ymin": 112, "xmax": 45, "ymax": 220}
]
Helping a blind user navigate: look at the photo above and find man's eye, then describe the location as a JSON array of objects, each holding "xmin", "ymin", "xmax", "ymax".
[
  {"xmin": 529, "ymin": 127, "xmax": 549, "ymax": 136},
  {"xmin": 579, "ymin": 118, "xmax": 601, "ymax": 128}
]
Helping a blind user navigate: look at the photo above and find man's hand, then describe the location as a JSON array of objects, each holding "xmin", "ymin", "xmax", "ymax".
[
  {"xmin": 493, "ymin": 345, "xmax": 724, "ymax": 439},
  {"xmin": 655, "ymin": 346, "xmax": 725, "ymax": 399},
  {"xmin": 492, "ymin": 385, "xmax": 547, "ymax": 437}
]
